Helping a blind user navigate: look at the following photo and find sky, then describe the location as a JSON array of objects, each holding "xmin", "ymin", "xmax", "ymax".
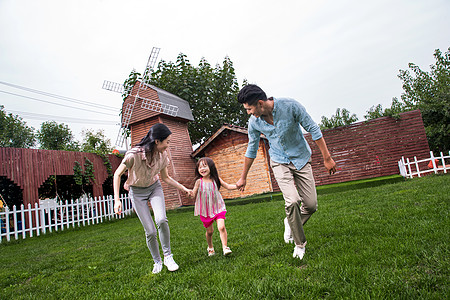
[{"xmin": 0, "ymin": 0, "xmax": 449, "ymax": 151}]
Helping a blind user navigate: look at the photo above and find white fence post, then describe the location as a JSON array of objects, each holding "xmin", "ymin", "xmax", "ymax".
[
  {"xmin": 13, "ymin": 206, "xmax": 18, "ymax": 240},
  {"xmin": 34, "ymin": 202, "xmax": 40, "ymax": 237},
  {"xmin": 441, "ymin": 151, "xmax": 448, "ymax": 174},
  {"xmin": 430, "ymin": 151, "xmax": 437, "ymax": 174}
]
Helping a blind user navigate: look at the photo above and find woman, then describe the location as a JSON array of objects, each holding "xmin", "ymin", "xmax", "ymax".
[{"xmin": 113, "ymin": 123, "xmax": 190, "ymax": 274}]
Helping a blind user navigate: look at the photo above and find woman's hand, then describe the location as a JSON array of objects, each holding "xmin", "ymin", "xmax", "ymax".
[{"xmin": 114, "ymin": 199, "xmax": 122, "ymax": 215}]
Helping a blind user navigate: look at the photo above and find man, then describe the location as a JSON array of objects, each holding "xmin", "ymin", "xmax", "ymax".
[{"xmin": 236, "ymin": 84, "xmax": 336, "ymax": 260}]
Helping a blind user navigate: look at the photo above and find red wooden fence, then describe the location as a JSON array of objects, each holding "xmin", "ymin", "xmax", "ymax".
[
  {"xmin": 306, "ymin": 110, "xmax": 430, "ymax": 185},
  {"xmin": 0, "ymin": 148, "xmax": 122, "ymax": 207}
]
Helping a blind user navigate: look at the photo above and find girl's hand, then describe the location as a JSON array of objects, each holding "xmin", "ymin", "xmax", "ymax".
[
  {"xmin": 114, "ymin": 200, "xmax": 122, "ymax": 215},
  {"xmin": 187, "ymin": 190, "xmax": 195, "ymax": 198}
]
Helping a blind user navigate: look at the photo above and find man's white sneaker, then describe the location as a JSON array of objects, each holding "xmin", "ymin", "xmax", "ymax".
[
  {"xmin": 293, "ymin": 245, "xmax": 305, "ymax": 260},
  {"xmin": 164, "ymin": 254, "xmax": 179, "ymax": 271},
  {"xmin": 223, "ymin": 247, "xmax": 232, "ymax": 256},
  {"xmin": 152, "ymin": 262, "xmax": 163, "ymax": 274},
  {"xmin": 284, "ymin": 217, "xmax": 293, "ymax": 243}
]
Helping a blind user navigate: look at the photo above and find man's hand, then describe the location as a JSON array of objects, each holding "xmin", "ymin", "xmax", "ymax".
[
  {"xmin": 236, "ymin": 177, "xmax": 247, "ymax": 191},
  {"xmin": 324, "ymin": 157, "xmax": 337, "ymax": 174}
]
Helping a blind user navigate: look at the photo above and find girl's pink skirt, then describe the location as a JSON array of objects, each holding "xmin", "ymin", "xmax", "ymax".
[{"xmin": 199, "ymin": 211, "xmax": 227, "ymax": 228}]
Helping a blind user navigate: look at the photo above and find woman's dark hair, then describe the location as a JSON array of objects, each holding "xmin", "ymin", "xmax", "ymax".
[
  {"xmin": 136, "ymin": 123, "xmax": 172, "ymax": 161},
  {"xmin": 237, "ymin": 84, "xmax": 267, "ymax": 106},
  {"xmin": 195, "ymin": 157, "xmax": 221, "ymax": 189}
]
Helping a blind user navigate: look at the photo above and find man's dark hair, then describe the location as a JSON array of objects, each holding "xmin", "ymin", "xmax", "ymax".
[{"xmin": 237, "ymin": 84, "xmax": 267, "ymax": 105}]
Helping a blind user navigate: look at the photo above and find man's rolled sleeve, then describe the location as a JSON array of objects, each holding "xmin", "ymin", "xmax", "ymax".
[
  {"xmin": 293, "ymin": 101, "xmax": 323, "ymax": 141},
  {"xmin": 309, "ymin": 126, "xmax": 323, "ymax": 141},
  {"xmin": 245, "ymin": 121, "xmax": 261, "ymax": 159}
]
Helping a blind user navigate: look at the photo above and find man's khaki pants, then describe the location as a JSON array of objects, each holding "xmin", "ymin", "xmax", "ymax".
[{"xmin": 270, "ymin": 160, "xmax": 317, "ymax": 246}]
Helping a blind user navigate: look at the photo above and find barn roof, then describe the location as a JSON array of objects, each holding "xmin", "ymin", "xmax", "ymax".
[
  {"xmin": 144, "ymin": 83, "xmax": 194, "ymax": 121},
  {"xmin": 191, "ymin": 123, "xmax": 266, "ymax": 158}
]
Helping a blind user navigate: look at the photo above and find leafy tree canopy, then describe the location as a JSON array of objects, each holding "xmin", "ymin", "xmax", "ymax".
[
  {"xmin": 365, "ymin": 47, "xmax": 449, "ymax": 152},
  {"xmin": 0, "ymin": 105, "xmax": 36, "ymax": 148},
  {"xmin": 37, "ymin": 120, "xmax": 78, "ymax": 150},
  {"xmin": 320, "ymin": 108, "xmax": 358, "ymax": 130},
  {"xmin": 80, "ymin": 129, "xmax": 113, "ymax": 155},
  {"xmin": 398, "ymin": 47, "xmax": 450, "ymax": 152},
  {"xmin": 124, "ymin": 53, "xmax": 248, "ymax": 145},
  {"xmin": 364, "ymin": 97, "xmax": 407, "ymax": 120}
]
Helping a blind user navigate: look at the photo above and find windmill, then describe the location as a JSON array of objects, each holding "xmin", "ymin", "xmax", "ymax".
[{"xmin": 103, "ymin": 47, "xmax": 179, "ymax": 148}]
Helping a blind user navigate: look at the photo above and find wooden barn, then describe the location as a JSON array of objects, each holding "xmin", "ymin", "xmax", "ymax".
[
  {"xmin": 191, "ymin": 124, "xmax": 280, "ymax": 199},
  {"xmin": 191, "ymin": 110, "xmax": 431, "ymax": 196},
  {"xmin": 121, "ymin": 81, "xmax": 197, "ymax": 208}
]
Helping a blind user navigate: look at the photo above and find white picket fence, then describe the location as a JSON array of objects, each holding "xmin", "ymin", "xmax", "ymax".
[
  {"xmin": 0, "ymin": 194, "xmax": 132, "ymax": 243},
  {"xmin": 398, "ymin": 151, "xmax": 449, "ymax": 178}
]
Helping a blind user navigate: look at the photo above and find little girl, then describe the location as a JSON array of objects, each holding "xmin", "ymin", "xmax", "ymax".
[{"xmin": 191, "ymin": 157, "xmax": 237, "ymax": 256}]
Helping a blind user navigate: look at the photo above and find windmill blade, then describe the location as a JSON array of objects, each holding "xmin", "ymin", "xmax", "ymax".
[
  {"xmin": 139, "ymin": 96, "xmax": 178, "ymax": 117},
  {"xmin": 115, "ymin": 126, "xmax": 128, "ymax": 148},
  {"xmin": 102, "ymin": 80, "xmax": 124, "ymax": 93},
  {"xmin": 140, "ymin": 47, "xmax": 160, "ymax": 87},
  {"xmin": 107, "ymin": 46, "xmax": 181, "ymax": 148},
  {"xmin": 114, "ymin": 103, "xmax": 134, "ymax": 147}
]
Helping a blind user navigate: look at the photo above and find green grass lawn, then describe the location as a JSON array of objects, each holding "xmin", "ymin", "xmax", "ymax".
[{"xmin": 1, "ymin": 175, "xmax": 448, "ymax": 299}]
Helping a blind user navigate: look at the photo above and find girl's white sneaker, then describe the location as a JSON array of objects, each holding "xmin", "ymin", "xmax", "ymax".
[
  {"xmin": 223, "ymin": 247, "xmax": 232, "ymax": 256},
  {"xmin": 207, "ymin": 247, "xmax": 215, "ymax": 256}
]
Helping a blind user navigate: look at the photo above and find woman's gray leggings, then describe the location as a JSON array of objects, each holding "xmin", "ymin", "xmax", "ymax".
[{"xmin": 129, "ymin": 181, "xmax": 171, "ymax": 264}]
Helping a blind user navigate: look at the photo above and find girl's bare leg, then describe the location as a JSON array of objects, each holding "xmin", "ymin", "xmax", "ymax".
[
  {"xmin": 216, "ymin": 219, "xmax": 227, "ymax": 247},
  {"xmin": 206, "ymin": 225, "xmax": 214, "ymax": 248}
]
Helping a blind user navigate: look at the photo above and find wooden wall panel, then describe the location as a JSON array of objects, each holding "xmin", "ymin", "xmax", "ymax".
[
  {"xmin": 0, "ymin": 149, "xmax": 123, "ymax": 207},
  {"xmin": 201, "ymin": 130, "xmax": 275, "ymax": 199},
  {"xmin": 305, "ymin": 110, "xmax": 430, "ymax": 185}
]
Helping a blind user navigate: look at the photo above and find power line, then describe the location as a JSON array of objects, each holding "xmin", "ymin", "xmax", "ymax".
[
  {"xmin": 6, "ymin": 109, "xmax": 119, "ymax": 125},
  {"xmin": 0, "ymin": 80, "xmax": 119, "ymax": 112},
  {"xmin": 0, "ymin": 90, "xmax": 118, "ymax": 116}
]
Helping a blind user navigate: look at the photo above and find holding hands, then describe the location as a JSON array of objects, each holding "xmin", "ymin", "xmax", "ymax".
[{"xmin": 236, "ymin": 177, "xmax": 246, "ymax": 192}]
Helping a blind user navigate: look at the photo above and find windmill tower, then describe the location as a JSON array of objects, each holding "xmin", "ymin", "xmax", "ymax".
[
  {"xmin": 102, "ymin": 47, "xmax": 197, "ymax": 209},
  {"xmin": 103, "ymin": 47, "xmax": 178, "ymax": 148}
]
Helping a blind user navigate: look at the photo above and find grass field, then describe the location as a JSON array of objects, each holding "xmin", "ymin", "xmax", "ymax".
[{"xmin": 0, "ymin": 174, "xmax": 448, "ymax": 299}]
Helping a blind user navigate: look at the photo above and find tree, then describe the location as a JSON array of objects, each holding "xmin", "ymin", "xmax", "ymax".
[
  {"xmin": 397, "ymin": 47, "xmax": 450, "ymax": 152},
  {"xmin": 80, "ymin": 129, "xmax": 113, "ymax": 155},
  {"xmin": 363, "ymin": 47, "xmax": 449, "ymax": 152},
  {"xmin": 364, "ymin": 97, "xmax": 408, "ymax": 120},
  {"xmin": 0, "ymin": 105, "xmax": 36, "ymax": 148},
  {"xmin": 124, "ymin": 53, "xmax": 248, "ymax": 145},
  {"xmin": 319, "ymin": 108, "xmax": 358, "ymax": 130},
  {"xmin": 37, "ymin": 121, "xmax": 78, "ymax": 150}
]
